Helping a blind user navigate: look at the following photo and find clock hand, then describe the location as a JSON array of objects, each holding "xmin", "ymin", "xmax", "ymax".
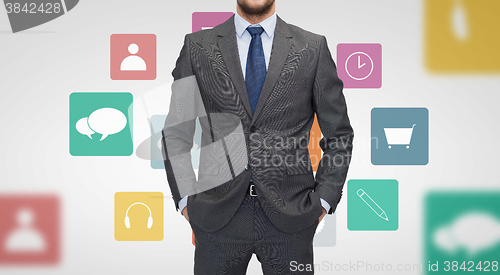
[{"xmin": 358, "ymin": 56, "xmax": 366, "ymax": 69}]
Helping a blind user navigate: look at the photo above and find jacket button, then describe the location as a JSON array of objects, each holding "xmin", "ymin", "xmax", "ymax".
[
  {"xmin": 245, "ymin": 164, "xmax": 249, "ymax": 171},
  {"xmin": 250, "ymin": 126, "xmax": 257, "ymax": 133}
]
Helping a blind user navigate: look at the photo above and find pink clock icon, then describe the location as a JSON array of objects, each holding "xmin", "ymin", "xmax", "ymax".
[
  {"xmin": 345, "ymin": 52, "xmax": 373, "ymax": 80},
  {"xmin": 337, "ymin": 43, "xmax": 382, "ymax": 89}
]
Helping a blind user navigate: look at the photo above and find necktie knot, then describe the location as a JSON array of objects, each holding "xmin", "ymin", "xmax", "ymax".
[{"xmin": 247, "ymin": 26, "xmax": 264, "ymax": 37}]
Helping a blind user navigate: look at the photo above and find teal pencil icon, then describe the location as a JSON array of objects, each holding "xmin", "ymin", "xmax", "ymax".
[{"xmin": 357, "ymin": 189, "xmax": 389, "ymax": 221}]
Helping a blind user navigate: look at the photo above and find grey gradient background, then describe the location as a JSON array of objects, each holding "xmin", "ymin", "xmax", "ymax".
[{"xmin": 0, "ymin": 0, "xmax": 499, "ymax": 274}]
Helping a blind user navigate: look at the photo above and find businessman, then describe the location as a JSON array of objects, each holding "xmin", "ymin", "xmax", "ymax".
[{"xmin": 162, "ymin": 0, "xmax": 353, "ymax": 274}]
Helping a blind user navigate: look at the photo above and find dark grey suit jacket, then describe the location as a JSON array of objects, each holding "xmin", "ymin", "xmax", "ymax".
[{"xmin": 162, "ymin": 15, "xmax": 353, "ymax": 233}]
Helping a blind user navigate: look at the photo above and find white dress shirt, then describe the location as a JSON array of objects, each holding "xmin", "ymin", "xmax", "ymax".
[{"xmin": 178, "ymin": 12, "xmax": 331, "ymax": 215}]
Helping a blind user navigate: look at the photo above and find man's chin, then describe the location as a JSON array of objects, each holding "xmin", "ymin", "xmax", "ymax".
[{"xmin": 238, "ymin": 0, "xmax": 275, "ymax": 16}]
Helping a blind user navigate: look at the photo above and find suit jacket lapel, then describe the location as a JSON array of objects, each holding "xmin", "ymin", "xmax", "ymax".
[
  {"xmin": 251, "ymin": 15, "xmax": 293, "ymax": 124},
  {"xmin": 217, "ymin": 15, "xmax": 254, "ymax": 119},
  {"xmin": 216, "ymin": 15, "xmax": 293, "ymax": 123}
]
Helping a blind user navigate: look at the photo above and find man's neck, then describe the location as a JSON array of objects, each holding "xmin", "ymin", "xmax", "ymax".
[{"xmin": 236, "ymin": 6, "xmax": 275, "ymax": 25}]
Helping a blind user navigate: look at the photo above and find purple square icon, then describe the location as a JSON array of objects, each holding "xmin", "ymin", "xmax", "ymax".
[
  {"xmin": 337, "ymin": 43, "xmax": 382, "ymax": 89},
  {"xmin": 192, "ymin": 12, "xmax": 234, "ymax": 33}
]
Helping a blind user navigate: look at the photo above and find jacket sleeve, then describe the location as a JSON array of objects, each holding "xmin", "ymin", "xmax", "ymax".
[
  {"xmin": 161, "ymin": 34, "xmax": 197, "ymax": 210},
  {"xmin": 312, "ymin": 35, "xmax": 354, "ymax": 214}
]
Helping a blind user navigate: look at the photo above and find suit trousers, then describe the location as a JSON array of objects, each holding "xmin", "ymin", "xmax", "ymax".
[{"xmin": 190, "ymin": 192, "xmax": 319, "ymax": 275}]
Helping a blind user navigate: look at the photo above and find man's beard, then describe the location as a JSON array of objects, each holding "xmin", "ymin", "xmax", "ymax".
[{"xmin": 237, "ymin": 0, "xmax": 275, "ymax": 16}]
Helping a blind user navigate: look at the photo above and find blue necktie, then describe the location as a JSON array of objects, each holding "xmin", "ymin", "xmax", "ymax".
[
  {"xmin": 245, "ymin": 26, "xmax": 267, "ymax": 114},
  {"xmin": 245, "ymin": 26, "xmax": 266, "ymax": 184}
]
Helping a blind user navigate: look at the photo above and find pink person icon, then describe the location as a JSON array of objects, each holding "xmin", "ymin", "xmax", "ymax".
[
  {"xmin": 0, "ymin": 195, "xmax": 60, "ymax": 266},
  {"xmin": 111, "ymin": 34, "xmax": 157, "ymax": 80}
]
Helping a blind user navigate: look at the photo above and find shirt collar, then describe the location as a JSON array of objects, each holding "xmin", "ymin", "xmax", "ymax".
[{"xmin": 235, "ymin": 12, "xmax": 277, "ymax": 38}]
